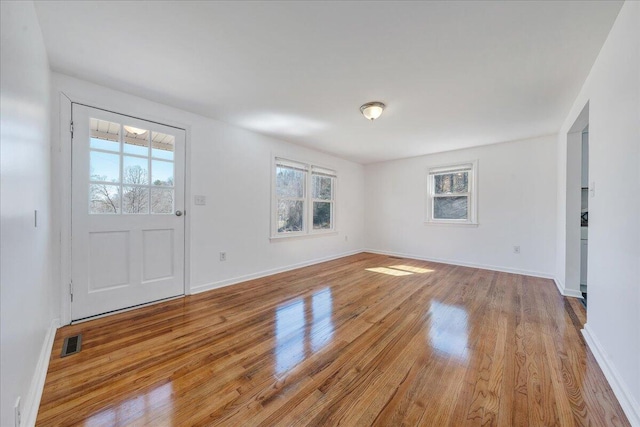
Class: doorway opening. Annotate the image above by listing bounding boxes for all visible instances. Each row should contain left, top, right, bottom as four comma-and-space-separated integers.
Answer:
564, 102, 589, 307
580, 126, 589, 307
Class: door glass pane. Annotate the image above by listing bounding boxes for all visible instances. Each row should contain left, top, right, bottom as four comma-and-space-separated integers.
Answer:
312, 175, 332, 200
122, 186, 149, 214
313, 201, 332, 229
434, 172, 468, 194
277, 200, 304, 233
276, 166, 305, 198
152, 160, 174, 186
90, 118, 120, 152
89, 184, 120, 214
123, 156, 149, 185
123, 126, 149, 156
151, 188, 174, 214
152, 132, 175, 161
434, 196, 468, 219
90, 151, 120, 182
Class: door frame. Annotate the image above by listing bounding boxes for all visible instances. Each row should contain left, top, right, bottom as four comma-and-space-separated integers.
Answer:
562, 101, 589, 299
57, 92, 193, 325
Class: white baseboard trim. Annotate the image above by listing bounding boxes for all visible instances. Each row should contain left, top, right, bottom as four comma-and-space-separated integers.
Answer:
190, 250, 363, 294
553, 277, 565, 296
582, 324, 640, 427
553, 277, 584, 298
363, 249, 554, 280
24, 318, 60, 427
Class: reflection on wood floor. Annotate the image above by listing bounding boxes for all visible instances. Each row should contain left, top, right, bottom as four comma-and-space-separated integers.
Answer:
37, 253, 629, 426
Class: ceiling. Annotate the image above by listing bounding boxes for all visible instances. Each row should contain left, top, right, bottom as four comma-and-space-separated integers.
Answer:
34, 1, 622, 164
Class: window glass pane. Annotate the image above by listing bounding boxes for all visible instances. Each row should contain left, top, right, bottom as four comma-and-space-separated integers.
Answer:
313, 202, 332, 229
312, 175, 332, 200
90, 138, 120, 152
123, 156, 149, 185
276, 167, 305, 198
122, 186, 149, 214
90, 118, 120, 152
151, 188, 174, 214
90, 151, 120, 182
152, 160, 174, 186
123, 126, 149, 156
277, 200, 304, 233
151, 132, 175, 161
434, 196, 468, 220
89, 184, 120, 214
434, 172, 468, 194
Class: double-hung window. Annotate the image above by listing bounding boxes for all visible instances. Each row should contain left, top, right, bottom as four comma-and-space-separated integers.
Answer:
272, 157, 336, 238
426, 161, 478, 225
311, 166, 336, 231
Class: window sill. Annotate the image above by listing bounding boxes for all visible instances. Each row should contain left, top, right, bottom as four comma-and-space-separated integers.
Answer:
270, 231, 339, 241
424, 221, 479, 228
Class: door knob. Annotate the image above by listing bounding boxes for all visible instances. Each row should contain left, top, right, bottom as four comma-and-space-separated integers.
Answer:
175, 210, 183, 216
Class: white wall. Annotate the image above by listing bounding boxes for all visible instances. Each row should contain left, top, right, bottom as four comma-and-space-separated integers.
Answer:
556, 2, 640, 424
51, 73, 365, 322
0, 2, 55, 426
364, 135, 557, 278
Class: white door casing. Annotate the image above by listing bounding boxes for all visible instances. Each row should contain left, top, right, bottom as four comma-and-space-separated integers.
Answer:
71, 104, 185, 320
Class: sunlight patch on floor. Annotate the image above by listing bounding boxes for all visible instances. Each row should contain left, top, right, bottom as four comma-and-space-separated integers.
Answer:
366, 264, 435, 276
389, 265, 434, 274
365, 267, 414, 276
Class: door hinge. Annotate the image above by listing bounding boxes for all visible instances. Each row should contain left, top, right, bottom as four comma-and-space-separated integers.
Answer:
70, 120, 74, 138
69, 281, 74, 302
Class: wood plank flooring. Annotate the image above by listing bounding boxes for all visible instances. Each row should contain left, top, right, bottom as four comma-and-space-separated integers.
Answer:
37, 253, 630, 426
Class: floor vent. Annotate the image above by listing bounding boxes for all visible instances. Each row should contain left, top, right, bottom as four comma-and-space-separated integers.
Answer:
61, 334, 82, 357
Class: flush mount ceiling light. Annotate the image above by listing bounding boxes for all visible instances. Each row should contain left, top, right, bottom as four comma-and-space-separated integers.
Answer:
124, 125, 147, 135
360, 102, 385, 121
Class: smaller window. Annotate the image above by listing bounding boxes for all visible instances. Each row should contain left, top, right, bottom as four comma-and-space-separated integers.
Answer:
426, 161, 478, 225
274, 159, 307, 235
311, 166, 336, 231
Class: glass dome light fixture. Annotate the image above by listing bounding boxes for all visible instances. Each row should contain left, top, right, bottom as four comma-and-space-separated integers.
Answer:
360, 102, 386, 121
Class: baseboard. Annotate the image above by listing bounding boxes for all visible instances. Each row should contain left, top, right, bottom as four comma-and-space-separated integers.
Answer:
553, 277, 565, 296
364, 249, 554, 280
23, 318, 60, 427
582, 324, 640, 427
553, 277, 584, 298
190, 250, 363, 294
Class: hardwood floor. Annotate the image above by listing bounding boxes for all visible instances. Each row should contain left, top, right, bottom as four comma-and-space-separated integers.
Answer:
37, 253, 629, 426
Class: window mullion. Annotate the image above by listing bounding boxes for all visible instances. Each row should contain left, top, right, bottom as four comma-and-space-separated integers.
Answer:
305, 170, 310, 233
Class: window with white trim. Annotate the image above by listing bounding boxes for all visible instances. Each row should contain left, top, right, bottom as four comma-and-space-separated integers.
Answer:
426, 161, 478, 225
272, 158, 336, 237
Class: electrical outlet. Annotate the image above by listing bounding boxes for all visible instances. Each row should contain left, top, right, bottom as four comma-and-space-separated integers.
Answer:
219, 252, 226, 262
14, 396, 21, 427
194, 195, 206, 206
344, 235, 348, 242
513, 246, 521, 254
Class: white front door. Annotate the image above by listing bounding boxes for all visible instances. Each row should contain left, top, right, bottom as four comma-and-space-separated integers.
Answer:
71, 104, 186, 320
